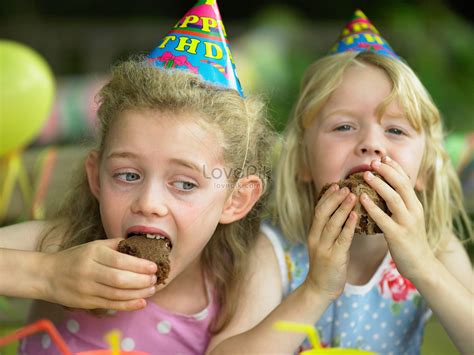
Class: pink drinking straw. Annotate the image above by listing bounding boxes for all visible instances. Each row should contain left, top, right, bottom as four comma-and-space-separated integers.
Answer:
0, 319, 72, 355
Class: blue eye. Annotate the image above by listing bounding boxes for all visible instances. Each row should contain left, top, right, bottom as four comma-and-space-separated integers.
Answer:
173, 181, 196, 191
387, 128, 405, 135
115, 172, 140, 182
335, 124, 353, 131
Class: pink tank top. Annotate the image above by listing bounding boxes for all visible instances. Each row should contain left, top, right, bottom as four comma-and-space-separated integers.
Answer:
19, 288, 220, 355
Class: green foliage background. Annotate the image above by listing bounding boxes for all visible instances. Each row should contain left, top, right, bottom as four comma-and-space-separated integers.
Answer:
236, 3, 474, 135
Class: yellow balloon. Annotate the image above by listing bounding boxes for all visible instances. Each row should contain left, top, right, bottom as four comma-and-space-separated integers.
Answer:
0, 40, 55, 156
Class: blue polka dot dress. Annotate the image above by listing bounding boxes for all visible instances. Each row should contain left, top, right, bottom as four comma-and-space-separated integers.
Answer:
262, 220, 431, 355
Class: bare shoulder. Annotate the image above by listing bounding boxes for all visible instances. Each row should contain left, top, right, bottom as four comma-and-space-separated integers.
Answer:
207, 232, 283, 350
250, 230, 279, 258
436, 232, 473, 291
246, 231, 283, 300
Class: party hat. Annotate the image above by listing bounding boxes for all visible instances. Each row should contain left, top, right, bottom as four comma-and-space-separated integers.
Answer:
149, 0, 244, 96
329, 9, 398, 60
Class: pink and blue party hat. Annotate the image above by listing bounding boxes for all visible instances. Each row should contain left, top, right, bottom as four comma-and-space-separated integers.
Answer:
148, 0, 244, 96
329, 9, 398, 60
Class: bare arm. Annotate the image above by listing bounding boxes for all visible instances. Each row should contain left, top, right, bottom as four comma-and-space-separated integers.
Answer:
0, 221, 51, 298
0, 248, 50, 298
412, 235, 473, 355
208, 185, 357, 354
0, 221, 157, 310
207, 233, 330, 354
360, 157, 474, 354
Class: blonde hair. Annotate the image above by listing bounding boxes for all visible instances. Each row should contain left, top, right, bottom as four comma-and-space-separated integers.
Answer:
275, 51, 472, 252
41, 57, 274, 332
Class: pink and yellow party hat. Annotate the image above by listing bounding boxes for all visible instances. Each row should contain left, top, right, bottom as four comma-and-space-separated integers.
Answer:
148, 0, 244, 96
329, 9, 398, 60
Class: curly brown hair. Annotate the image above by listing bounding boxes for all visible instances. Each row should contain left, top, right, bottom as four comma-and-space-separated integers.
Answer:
40, 56, 275, 332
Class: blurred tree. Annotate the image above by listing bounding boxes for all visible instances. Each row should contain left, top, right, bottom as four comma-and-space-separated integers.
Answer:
388, 2, 474, 132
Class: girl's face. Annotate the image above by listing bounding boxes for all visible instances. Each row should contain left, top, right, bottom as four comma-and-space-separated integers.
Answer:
90, 110, 233, 285
302, 63, 425, 195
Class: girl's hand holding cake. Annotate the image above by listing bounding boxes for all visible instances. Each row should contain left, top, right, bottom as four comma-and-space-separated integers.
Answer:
318, 172, 389, 236
305, 184, 358, 301
41, 238, 158, 311
360, 156, 434, 282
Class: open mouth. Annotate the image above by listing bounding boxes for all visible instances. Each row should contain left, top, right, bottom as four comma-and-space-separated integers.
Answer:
127, 233, 172, 250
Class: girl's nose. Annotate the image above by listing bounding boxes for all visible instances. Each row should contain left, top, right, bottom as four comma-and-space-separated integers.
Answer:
131, 183, 169, 217
357, 128, 386, 157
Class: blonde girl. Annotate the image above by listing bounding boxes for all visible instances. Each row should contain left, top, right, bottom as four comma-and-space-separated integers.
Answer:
210, 44, 473, 355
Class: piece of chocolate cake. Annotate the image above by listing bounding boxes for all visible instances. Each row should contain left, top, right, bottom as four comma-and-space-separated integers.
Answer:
118, 236, 171, 285
318, 172, 388, 235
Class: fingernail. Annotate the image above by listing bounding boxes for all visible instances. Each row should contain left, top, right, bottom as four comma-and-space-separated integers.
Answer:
366, 171, 374, 181
361, 193, 369, 202
151, 275, 157, 284
148, 263, 157, 272
372, 160, 381, 168
340, 187, 349, 194
148, 286, 156, 295
383, 156, 391, 162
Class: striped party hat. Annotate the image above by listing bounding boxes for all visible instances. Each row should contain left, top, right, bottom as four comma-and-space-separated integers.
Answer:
329, 9, 398, 60
148, 0, 244, 96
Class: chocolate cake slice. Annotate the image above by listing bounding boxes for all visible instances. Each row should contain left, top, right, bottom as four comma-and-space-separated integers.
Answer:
118, 235, 171, 285
318, 172, 388, 235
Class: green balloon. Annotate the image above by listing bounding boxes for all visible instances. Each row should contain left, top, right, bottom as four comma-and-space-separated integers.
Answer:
0, 40, 55, 156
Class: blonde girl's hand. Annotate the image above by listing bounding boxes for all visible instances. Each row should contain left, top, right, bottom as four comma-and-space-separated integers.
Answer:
305, 184, 358, 301
360, 156, 435, 282
40, 239, 158, 311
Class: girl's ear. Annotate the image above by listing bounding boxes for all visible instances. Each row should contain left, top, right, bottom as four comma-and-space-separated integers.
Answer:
219, 175, 263, 224
85, 150, 101, 200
